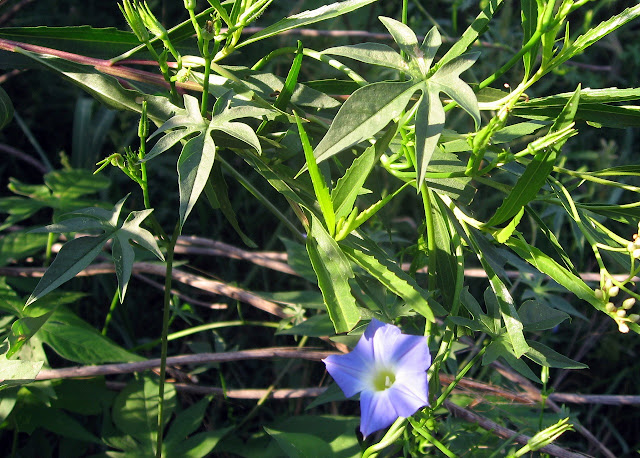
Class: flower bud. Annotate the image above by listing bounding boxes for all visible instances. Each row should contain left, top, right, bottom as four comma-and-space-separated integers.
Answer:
633, 248, 640, 259
628, 314, 640, 323
616, 309, 627, 318
627, 242, 635, 253
609, 286, 619, 297
605, 302, 616, 313
622, 298, 635, 310
604, 279, 613, 291
594, 289, 603, 300
120, 0, 150, 42
139, 1, 168, 39
619, 322, 630, 333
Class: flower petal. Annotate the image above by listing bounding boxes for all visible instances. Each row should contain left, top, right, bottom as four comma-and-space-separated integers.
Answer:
323, 351, 371, 397
359, 389, 398, 437
387, 374, 429, 417
391, 334, 431, 371
370, 320, 403, 366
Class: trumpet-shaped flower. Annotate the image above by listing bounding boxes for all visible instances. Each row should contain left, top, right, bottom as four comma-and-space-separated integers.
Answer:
323, 319, 431, 437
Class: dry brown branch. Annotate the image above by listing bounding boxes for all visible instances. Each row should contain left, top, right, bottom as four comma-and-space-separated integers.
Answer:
0, 262, 289, 318
106, 381, 326, 399
444, 400, 587, 458
35, 347, 337, 381
493, 361, 615, 458
175, 235, 296, 276
133, 273, 227, 309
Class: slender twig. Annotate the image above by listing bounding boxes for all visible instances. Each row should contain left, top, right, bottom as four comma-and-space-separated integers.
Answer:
0, 143, 48, 174
132, 273, 227, 309
0, 0, 35, 26
493, 361, 616, 458
106, 381, 327, 399
0, 261, 289, 318
35, 347, 337, 380
444, 400, 586, 458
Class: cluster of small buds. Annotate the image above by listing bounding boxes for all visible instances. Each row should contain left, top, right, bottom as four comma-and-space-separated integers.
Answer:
595, 279, 639, 333
626, 222, 640, 258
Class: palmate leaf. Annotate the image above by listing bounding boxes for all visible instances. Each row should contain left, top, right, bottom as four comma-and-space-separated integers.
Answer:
313, 18, 479, 191
322, 43, 408, 72
313, 80, 420, 165
27, 196, 163, 305
149, 93, 268, 229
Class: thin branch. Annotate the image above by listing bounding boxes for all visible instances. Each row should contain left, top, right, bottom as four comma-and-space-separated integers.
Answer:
493, 361, 616, 458
106, 381, 326, 399
0, 143, 48, 174
0, 261, 289, 318
0, 0, 35, 26
176, 235, 296, 276
444, 400, 587, 458
35, 347, 337, 380
133, 273, 227, 309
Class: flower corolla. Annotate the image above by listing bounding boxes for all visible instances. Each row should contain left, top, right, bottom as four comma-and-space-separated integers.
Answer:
323, 318, 431, 437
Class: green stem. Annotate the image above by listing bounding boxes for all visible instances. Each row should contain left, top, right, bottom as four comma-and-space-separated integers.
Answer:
131, 320, 281, 351
361, 418, 408, 458
218, 157, 305, 243
236, 335, 309, 429
155, 223, 181, 458
44, 232, 55, 266
409, 418, 456, 458
101, 289, 120, 336
420, 185, 437, 292
252, 47, 367, 85
433, 345, 486, 411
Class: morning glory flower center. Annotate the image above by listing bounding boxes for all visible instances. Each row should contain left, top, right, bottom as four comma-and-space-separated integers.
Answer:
372, 368, 396, 391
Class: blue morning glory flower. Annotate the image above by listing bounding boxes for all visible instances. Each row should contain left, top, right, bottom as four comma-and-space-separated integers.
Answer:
323, 318, 431, 437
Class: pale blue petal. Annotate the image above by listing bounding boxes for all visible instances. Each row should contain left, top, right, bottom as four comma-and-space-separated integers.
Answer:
359, 389, 398, 437
391, 334, 431, 371
387, 373, 429, 417
323, 351, 371, 397
370, 320, 402, 366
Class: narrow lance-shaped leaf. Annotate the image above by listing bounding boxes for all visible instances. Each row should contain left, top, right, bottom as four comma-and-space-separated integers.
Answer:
295, 112, 335, 234
306, 215, 360, 333
551, 4, 640, 69
341, 236, 445, 321
331, 123, 398, 222
437, 0, 504, 68
506, 236, 604, 312
14, 48, 176, 124
238, 0, 377, 48
204, 166, 257, 248
487, 85, 580, 227
468, 230, 529, 357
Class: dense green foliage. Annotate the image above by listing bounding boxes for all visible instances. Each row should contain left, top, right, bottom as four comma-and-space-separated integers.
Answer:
1, 0, 640, 456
